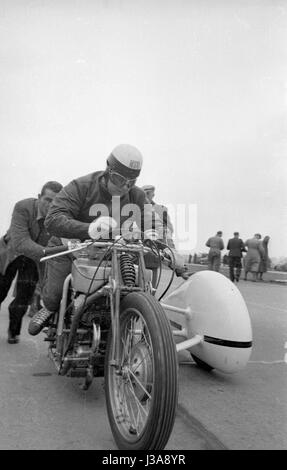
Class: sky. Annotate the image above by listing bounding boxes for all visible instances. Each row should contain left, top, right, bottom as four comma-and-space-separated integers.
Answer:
0, 0, 287, 258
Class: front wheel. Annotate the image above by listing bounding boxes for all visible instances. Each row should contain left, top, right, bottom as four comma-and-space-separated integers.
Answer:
105, 292, 178, 450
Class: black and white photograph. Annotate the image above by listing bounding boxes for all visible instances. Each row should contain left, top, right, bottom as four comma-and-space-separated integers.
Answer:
0, 0, 286, 453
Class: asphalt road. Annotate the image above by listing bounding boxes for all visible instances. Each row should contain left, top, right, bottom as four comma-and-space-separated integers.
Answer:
0, 272, 286, 450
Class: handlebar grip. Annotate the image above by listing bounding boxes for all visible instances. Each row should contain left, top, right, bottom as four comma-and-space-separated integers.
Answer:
44, 245, 66, 255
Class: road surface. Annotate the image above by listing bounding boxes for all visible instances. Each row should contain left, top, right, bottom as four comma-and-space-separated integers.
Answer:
0, 272, 286, 450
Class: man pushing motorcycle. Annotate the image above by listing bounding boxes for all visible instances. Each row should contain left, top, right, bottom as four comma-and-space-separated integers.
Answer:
28, 144, 186, 336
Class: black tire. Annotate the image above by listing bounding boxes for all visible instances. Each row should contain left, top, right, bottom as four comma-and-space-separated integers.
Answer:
105, 292, 178, 450
191, 353, 214, 372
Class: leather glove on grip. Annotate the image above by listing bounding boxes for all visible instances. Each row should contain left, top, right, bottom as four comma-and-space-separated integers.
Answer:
88, 216, 117, 240
144, 229, 160, 241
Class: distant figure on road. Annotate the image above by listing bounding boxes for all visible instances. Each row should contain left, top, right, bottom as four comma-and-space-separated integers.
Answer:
206, 231, 224, 272
258, 235, 270, 281
227, 232, 246, 282
222, 254, 229, 266
244, 233, 264, 282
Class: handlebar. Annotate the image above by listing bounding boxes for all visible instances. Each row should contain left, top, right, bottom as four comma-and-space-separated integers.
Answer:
44, 245, 72, 256
40, 237, 172, 264
40, 242, 91, 262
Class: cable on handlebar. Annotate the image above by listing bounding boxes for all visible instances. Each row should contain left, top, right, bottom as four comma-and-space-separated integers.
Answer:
143, 238, 162, 290
156, 243, 176, 301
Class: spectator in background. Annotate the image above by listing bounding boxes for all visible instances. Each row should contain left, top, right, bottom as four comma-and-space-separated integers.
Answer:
227, 232, 246, 282
141, 185, 175, 248
258, 235, 270, 281
141, 184, 190, 279
244, 233, 264, 282
206, 231, 224, 272
0, 181, 63, 343
222, 254, 229, 266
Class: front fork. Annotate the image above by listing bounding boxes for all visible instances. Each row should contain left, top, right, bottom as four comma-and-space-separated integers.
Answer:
108, 245, 151, 370
109, 247, 122, 369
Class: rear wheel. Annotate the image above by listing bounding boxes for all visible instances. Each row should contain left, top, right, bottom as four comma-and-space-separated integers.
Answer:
105, 292, 178, 450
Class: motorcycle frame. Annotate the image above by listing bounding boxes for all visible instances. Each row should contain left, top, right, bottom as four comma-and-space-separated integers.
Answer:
55, 240, 155, 372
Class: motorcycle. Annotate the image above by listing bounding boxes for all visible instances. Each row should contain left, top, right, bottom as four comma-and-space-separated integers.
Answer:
40, 234, 178, 450
39, 232, 253, 450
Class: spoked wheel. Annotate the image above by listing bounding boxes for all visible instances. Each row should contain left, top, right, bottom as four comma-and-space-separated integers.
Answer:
105, 292, 178, 450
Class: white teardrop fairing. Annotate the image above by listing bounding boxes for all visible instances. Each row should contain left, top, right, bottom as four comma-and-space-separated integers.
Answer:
163, 271, 252, 373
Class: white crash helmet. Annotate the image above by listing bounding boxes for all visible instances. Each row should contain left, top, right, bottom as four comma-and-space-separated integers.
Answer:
107, 144, 143, 179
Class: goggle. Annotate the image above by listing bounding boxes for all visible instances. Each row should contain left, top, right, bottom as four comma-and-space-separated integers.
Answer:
109, 170, 137, 188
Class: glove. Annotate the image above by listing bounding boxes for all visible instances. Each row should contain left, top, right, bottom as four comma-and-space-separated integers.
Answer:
88, 216, 117, 240
164, 248, 187, 276
144, 229, 159, 241
163, 247, 172, 261
67, 240, 81, 250
61, 238, 81, 250
121, 221, 141, 241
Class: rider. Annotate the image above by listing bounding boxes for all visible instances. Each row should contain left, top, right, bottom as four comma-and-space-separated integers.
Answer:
28, 144, 186, 336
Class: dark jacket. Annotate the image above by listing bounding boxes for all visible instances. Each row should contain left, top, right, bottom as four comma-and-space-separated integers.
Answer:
227, 237, 245, 258
152, 202, 174, 234
45, 171, 159, 240
206, 236, 224, 254
0, 198, 47, 275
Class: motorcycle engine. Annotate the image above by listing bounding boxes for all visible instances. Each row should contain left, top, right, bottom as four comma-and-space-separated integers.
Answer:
80, 300, 110, 330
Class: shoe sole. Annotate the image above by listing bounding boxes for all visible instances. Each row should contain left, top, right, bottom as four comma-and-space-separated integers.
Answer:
28, 320, 50, 336
28, 323, 42, 336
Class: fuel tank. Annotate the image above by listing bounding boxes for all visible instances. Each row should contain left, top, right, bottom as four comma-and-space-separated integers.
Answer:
71, 258, 153, 294
162, 271, 252, 373
71, 258, 111, 294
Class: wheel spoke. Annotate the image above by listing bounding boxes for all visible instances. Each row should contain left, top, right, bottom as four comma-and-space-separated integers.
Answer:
116, 373, 148, 435
126, 377, 149, 429
120, 328, 132, 366
130, 343, 153, 376
126, 367, 152, 400
125, 381, 145, 432
120, 316, 143, 366
113, 314, 154, 435
119, 378, 137, 428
